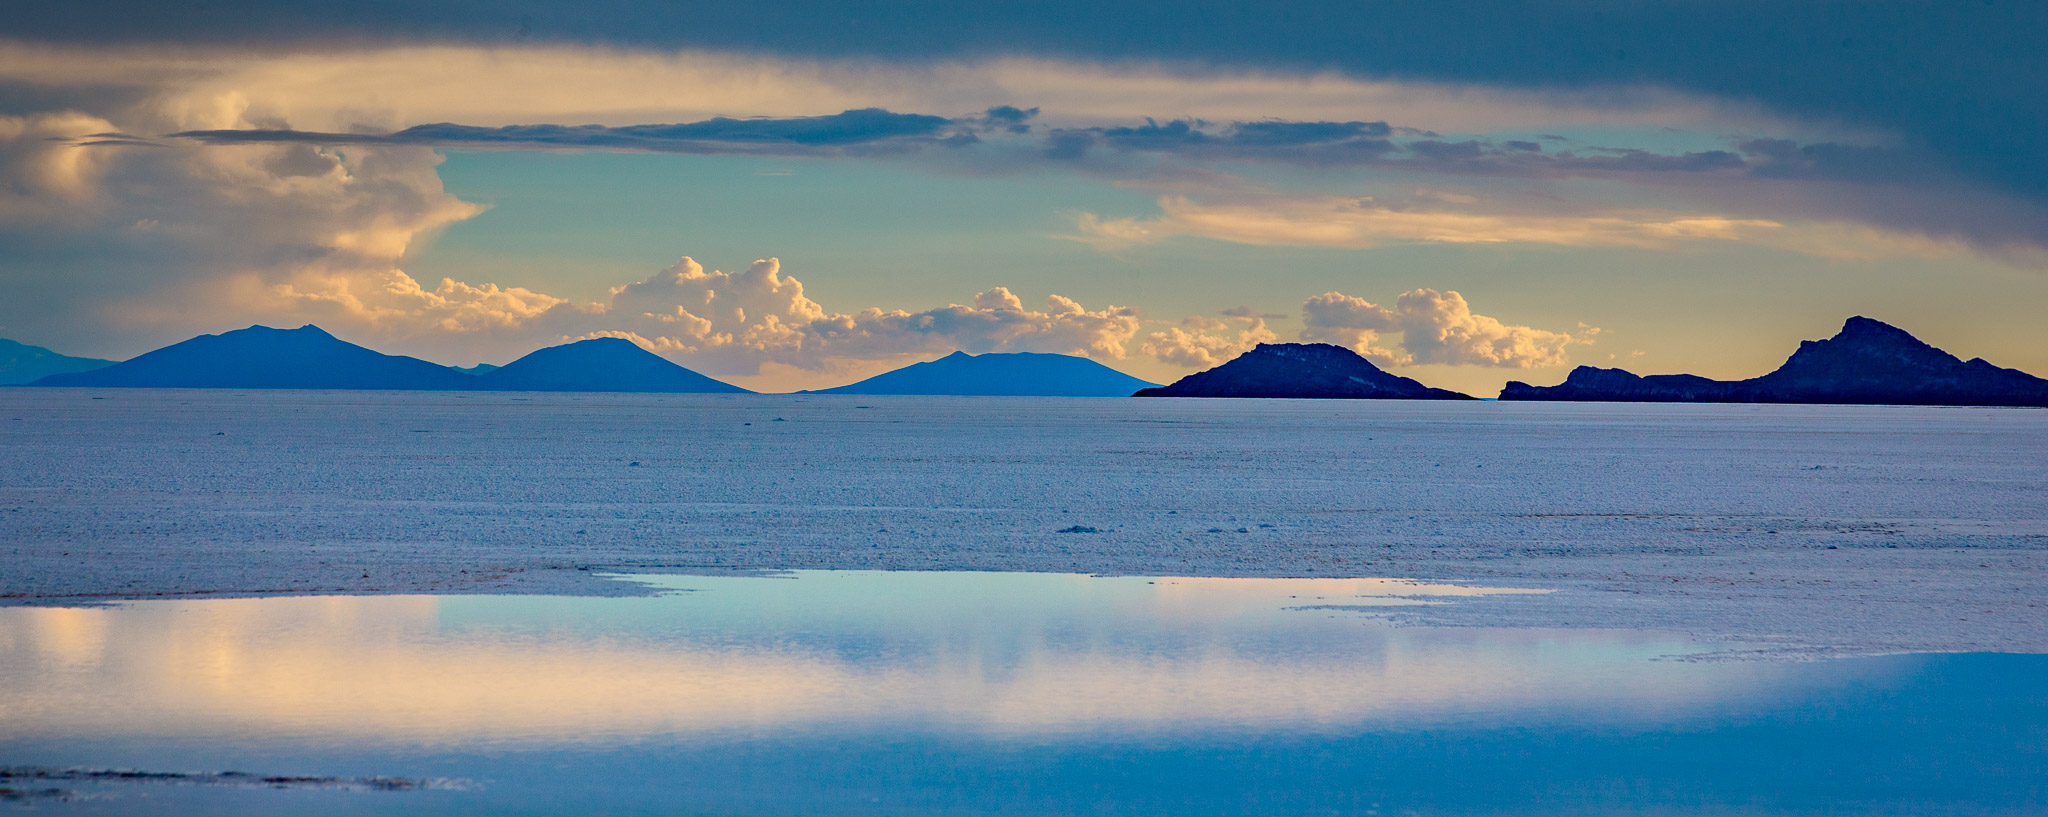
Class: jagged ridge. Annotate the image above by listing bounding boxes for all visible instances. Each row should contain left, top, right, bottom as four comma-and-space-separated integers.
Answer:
1501, 317, 2048, 406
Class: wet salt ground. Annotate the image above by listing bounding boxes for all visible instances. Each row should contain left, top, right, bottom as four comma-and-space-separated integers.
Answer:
2, 572, 2045, 816
2, 389, 2045, 657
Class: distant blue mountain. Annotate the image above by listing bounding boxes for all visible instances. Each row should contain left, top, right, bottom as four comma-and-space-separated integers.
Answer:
0, 339, 115, 385
1136, 343, 1473, 399
1501, 317, 2048, 407
26, 325, 480, 390
802, 350, 1159, 396
454, 363, 500, 375
476, 337, 750, 393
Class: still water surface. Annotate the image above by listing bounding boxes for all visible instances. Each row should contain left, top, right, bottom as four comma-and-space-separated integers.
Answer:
2, 571, 2042, 815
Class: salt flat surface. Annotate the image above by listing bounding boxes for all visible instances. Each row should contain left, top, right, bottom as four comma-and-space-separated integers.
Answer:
2, 389, 2044, 657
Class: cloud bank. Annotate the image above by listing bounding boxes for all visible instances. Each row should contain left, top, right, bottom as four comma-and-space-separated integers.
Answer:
1299, 289, 1586, 368
562, 258, 1142, 373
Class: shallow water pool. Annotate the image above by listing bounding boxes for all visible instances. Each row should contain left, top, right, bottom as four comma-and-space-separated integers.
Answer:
2, 571, 2042, 815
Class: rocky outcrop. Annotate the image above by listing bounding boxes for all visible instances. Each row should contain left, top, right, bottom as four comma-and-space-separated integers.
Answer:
1135, 343, 1473, 399
1501, 317, 2048, 407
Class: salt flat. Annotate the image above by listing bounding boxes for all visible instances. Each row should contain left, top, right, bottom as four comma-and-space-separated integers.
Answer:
1, 389, 2043, 658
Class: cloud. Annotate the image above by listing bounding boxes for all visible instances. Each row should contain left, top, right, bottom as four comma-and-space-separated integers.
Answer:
524, 258, 1143, 375
1299, 292, 1399, 364
0, 102, 509, 347
1140, 309, 1277, 368
1050, 118, 1396, 165
1302, 289, 1584, 368
1075, 193, 1782, 251
174, 108, 968, 157
0, 103, 1139, 374
8, 40, 2041, 258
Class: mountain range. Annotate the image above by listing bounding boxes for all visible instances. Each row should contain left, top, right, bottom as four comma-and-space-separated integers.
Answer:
1500, 317, 2048, 407
803, 350, 1158, 396
8, 325, 1144, 396
1135, 343, 1474, 399
9, 317, 2045, 404
0, 339, 115, 385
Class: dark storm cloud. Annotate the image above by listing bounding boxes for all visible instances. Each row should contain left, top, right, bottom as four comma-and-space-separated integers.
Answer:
173, 108, 962, 155
161, 110, 1932, 192
1048, 118, 1397, 164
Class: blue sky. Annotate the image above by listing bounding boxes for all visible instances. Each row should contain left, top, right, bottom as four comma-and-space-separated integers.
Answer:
1, 1, 2043, 391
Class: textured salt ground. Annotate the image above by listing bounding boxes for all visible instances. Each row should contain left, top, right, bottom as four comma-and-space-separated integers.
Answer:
1, 390, 2043, 659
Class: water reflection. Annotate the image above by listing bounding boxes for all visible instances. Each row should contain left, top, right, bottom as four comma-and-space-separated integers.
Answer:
2, 572, 2044, 816
1, 572, 1743, 745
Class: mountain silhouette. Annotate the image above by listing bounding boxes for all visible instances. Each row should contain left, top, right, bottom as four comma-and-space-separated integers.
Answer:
803, 350, 1158, 396
26, 325, 481, 390
1135, 343, 1474, 399
1501, 317, 2048, 406
476, 337, 750, 393
0, 339, 115, 385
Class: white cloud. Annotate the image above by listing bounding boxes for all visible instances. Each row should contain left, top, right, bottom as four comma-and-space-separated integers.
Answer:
542, 258, 1142, 375
1141, 309, 1278, 368
1298, 292, 1400, 364
1301, 289, 1586, 368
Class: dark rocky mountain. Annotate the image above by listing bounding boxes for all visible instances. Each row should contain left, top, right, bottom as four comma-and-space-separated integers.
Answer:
1134, 342, 1473, 399
803, 350, 1158, 397
476, 337, 750, 393
0, 339, 115, 385
26, 325, 481, 390
1501, 317, 2048, 406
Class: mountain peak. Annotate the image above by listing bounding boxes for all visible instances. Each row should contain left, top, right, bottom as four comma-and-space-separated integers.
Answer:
0, 338, 117, 385
476, 337, 749, 393
804, 350, 1157, 396
27, 324, 476, 390
1834, 316, 1922, 345
1137, 342, 1471, 400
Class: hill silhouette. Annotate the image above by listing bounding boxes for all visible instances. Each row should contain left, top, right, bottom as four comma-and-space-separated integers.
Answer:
803, 351, 1157, 396
1501, 317, 2048, 406
0, 339, 115, 385
27, 325, 481, 390
476, 337, 750, 393
1135, 343, 1473, 399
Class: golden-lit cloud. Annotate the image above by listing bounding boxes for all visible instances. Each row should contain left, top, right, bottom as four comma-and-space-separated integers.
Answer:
0, 42, 1787, 136
1140, 308, 1279, 369
1076, 194, 1784, 251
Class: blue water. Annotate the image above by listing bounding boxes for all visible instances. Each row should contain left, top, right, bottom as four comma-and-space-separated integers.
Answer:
2, 571, 2042, 815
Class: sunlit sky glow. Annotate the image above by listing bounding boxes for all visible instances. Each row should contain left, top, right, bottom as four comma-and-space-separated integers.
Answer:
1, 2, 2042, 392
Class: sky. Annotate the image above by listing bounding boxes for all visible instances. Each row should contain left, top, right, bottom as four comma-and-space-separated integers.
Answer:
1, 1, 2043, 393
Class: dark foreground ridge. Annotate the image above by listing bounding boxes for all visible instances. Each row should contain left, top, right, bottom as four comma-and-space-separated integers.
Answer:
26, 325, 479, 390
477, 337, 749, 393
804, 350, 1158, 396
0, 339, 115, 385
1135, 342, 1474, 399
1501, 316, 2048, 407
0, 766, 465, 803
